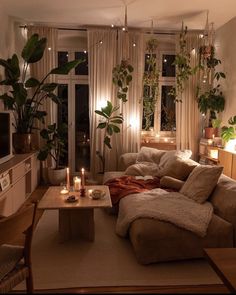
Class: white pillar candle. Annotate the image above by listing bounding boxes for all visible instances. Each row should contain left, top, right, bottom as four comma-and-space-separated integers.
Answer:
81, 168, 85, 189
66, 167, 70, 191
88, 189, 93, 197
73, 177, 81, 191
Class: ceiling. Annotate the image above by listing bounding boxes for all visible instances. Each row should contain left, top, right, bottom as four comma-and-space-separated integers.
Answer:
1, 0, 236, 31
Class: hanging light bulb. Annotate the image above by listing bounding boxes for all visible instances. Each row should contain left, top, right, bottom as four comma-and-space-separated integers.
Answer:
122, 5, 128, 32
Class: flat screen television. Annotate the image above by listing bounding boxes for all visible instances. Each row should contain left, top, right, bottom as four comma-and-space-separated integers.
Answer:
0, 111, 13, 165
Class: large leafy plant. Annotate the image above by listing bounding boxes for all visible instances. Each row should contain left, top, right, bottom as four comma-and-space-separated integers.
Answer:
0, 33, 81, 134
95, 101, 124, 173
221, 116, 236, 143
37, 123, 68, 169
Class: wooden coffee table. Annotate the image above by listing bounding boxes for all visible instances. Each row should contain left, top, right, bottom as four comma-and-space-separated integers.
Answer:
204, 248, 236, 293
38, 185, 112, 242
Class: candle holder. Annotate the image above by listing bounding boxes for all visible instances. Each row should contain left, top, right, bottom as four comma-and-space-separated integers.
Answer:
80, 188, 86, 197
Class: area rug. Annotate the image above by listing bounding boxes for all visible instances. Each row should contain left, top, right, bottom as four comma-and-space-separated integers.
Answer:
16, 209, 222, 290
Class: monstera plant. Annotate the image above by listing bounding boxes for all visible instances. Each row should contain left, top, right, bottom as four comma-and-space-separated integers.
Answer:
0, 33, 81, 153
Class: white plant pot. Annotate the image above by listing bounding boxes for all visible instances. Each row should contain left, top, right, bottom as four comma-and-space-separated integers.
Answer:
48, 167, 67, 185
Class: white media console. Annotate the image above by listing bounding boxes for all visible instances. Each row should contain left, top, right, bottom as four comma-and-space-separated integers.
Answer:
0, 152, 40, 216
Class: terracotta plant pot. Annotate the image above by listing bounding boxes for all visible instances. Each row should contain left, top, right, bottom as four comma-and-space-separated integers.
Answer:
204, 127, 217, 139
12, 133, 37, 154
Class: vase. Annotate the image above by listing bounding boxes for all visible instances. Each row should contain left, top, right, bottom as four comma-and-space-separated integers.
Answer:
204, 127, 217, 139
12, 133, 37, 154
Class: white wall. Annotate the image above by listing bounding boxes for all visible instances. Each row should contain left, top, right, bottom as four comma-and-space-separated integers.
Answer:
215, 16, 236, 126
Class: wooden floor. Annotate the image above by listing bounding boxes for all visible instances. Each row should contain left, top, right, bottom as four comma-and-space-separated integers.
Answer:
14, 186, 229, 294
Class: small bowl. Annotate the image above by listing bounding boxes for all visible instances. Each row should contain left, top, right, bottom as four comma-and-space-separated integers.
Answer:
91, 189, 104, 199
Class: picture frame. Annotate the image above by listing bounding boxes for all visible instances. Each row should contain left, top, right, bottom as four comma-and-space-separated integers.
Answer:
0, 174, 10, 191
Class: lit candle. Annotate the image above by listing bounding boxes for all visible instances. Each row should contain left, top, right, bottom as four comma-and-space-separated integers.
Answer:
66, 167, 70, 191
60, 188, 69, 195
73, 176, 81, 191
88, 189, 93, 197
81, 168, 85, 189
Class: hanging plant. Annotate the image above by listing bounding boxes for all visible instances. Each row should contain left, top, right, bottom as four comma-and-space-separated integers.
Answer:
169, 24, 198, 102
142, 38, 159, 131
112, 59, 134, 102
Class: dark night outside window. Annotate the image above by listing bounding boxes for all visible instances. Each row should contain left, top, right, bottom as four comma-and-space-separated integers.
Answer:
162, 54, 175, 77
75, 52, 88, 75
161, 85, 176, 131
58, 51, 68, 67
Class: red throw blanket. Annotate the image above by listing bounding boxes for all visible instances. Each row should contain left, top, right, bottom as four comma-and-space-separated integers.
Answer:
105, 175, 176, 206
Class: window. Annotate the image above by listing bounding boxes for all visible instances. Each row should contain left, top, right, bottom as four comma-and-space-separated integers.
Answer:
57, 30, 89, 174
142, 36, 176, 137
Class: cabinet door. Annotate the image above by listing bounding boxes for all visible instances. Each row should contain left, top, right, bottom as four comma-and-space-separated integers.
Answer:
232, 154, 236, 181
218, 149, 233, 177
12, 177, 26, 212
0, 189, 13, 217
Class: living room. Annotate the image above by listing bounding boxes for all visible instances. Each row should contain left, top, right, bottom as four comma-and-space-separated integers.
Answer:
0, 0, 236, 294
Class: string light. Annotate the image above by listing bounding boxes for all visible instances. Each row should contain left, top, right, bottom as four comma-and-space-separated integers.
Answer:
132, 42, 136, 47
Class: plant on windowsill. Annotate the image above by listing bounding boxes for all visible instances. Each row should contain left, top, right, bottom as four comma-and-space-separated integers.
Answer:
37, 122, 68, 185
95, 101, 124, 174
0, 33, 81, 153
142, 38, 159, 131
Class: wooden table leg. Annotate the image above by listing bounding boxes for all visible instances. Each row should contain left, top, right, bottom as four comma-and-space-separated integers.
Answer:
59, 208, 95, 242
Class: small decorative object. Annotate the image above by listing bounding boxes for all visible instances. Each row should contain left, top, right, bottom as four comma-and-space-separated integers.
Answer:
91, 189, 105, 200
60, 187, 69, 195
88, 189, 93, 197
66, 167, 70, 191
73, 176, 81, 192
0, 174, 10, 191
66, 195, 78, 203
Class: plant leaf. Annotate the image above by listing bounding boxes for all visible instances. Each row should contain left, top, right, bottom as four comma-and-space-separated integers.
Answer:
22, 34, 47, 63
97, 122, 106, 129
104, 136, 112, 149
25, 77, 40, 88
41, 83, 58, 92
50, 60, 82, 75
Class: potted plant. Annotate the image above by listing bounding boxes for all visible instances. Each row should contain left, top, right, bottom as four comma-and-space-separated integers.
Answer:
37, 122, 68, 185
95, 101, 124, 174
221, 116, 236, 151
0, 33, 81, 153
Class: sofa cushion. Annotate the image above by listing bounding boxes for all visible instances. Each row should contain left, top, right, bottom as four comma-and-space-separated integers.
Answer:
156, 157, 198, 180
160, 176, 185, 190
124, 162, 158, 176
180, 165, 223, 204
136, 147, 166, 165
129, 214, 233, 264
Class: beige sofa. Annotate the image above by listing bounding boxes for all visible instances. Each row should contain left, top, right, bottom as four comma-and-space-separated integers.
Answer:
104, 151, 236, 265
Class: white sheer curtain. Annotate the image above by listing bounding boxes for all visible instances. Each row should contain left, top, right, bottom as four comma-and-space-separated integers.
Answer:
27, 26, 58, 171
27, 26, 58, 140
176, 33, 202, 160
117, 31, 144, 155
88, 29, 117, 177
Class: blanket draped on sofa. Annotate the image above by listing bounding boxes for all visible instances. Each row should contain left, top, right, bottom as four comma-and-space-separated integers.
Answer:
105, 175, 176, 205
116, 189, 213, 237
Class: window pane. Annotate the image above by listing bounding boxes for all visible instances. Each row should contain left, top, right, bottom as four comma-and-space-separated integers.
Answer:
75, 52, 88, 75
142, 86, 155, 130
162, 54, 175, 77
58, 51, 68, 67
75, 84, 90, 171
57, 84, 68, 166
161, 85, 176, 131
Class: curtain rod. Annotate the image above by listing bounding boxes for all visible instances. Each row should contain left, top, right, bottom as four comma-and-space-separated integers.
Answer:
19, 25, 203, 35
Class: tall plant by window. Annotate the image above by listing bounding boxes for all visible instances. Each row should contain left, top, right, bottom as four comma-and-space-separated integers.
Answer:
142, 38, 159, 130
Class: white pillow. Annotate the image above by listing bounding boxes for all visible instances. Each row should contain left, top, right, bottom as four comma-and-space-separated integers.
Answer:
136, 147, 166, 165
180, 165, 223, 203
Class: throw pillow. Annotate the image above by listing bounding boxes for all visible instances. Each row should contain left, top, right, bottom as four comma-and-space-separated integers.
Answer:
124, 161, 158, 176
160, 176, 185, 190
156, 157, 198, 180
136, 147, 166, 165
158, 149, 192, 168
180, 165, 224, 203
